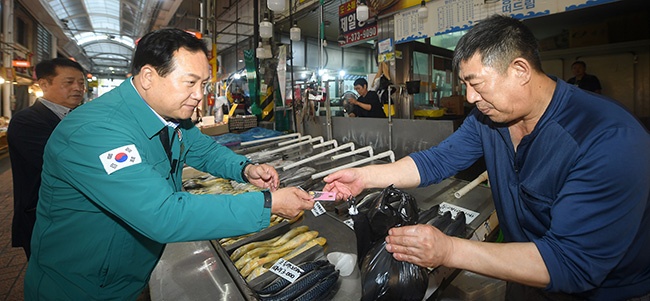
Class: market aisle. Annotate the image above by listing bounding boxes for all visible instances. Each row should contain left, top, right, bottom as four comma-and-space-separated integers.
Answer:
0, 153, 25, 301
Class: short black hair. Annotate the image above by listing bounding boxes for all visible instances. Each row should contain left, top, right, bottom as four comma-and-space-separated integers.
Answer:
572, 61, 586, 68
131, 28, 208, 77
354, 78, 368, 87
35, 58, 84, 81
453, 14, 542, 76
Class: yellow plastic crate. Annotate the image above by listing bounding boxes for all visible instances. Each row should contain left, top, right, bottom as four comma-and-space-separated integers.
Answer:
383, 104, 396, 117
414, 108, 446, 118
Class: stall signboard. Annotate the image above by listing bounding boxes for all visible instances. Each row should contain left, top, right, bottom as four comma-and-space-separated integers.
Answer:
377, 38, 393, 54
394, 6, 428, 44
372, 0, 422, 18
338, 0, 378, 47
12, 55, 33, 79
427, 0, 619, 36
12, 60, 30, 68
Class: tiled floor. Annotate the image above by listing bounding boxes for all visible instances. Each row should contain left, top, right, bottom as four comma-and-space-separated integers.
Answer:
0, 153, 26, 301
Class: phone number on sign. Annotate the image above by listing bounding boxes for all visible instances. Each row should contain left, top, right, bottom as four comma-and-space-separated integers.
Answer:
344, 26, 377, 43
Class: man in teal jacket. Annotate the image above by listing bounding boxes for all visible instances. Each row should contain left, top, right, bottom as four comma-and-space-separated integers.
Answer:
25, 28, 314, 300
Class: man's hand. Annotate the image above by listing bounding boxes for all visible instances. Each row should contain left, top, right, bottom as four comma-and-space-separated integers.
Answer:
385, 224, 551, 288
322, 168, 367, 200
385, 224, 453, 269
324, 157, 421, 200
245, 163, 279, 191
270, 187, 314, 219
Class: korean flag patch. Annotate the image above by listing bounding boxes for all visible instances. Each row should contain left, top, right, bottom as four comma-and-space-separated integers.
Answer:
99, 144, 142, 175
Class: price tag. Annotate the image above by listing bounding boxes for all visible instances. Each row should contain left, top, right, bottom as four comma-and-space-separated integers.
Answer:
311, 201, 326, 217
439, 202, 479, 224
269, 258, 304, 283
343, 218, 355, 230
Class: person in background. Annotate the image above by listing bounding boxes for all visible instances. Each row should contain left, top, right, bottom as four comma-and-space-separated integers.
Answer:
7, 58, 86, 259
349, 78, 386, 118
25, 28, 314, 300
567, 60, 602, 94
324, 14, 650, 300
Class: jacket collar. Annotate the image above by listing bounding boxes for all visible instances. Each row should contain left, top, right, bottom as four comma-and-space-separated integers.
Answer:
118, 78, 167, 139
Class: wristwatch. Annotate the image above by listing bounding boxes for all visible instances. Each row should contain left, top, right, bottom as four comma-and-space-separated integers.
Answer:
262, 190, 272, 209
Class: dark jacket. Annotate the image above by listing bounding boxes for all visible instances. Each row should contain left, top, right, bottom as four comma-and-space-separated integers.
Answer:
353, 91, 386, 118
567, 74, 602, 93
8, 99, 61, 256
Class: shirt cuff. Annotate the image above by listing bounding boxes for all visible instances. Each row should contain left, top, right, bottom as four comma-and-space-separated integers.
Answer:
241, 162, 256, 183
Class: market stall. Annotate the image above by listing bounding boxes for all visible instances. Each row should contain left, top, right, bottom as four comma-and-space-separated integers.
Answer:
149, 134, 498, 300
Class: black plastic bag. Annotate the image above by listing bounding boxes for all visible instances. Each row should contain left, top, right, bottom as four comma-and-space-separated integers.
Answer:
365, 185, 419, 244
352, 185, 419, 265
417, 204, 440, 224
443, 211, 467, 238
350, 185, 428, 301
376, 75, 396, 104
377, 74, 391, 91
360, 241, 428, 301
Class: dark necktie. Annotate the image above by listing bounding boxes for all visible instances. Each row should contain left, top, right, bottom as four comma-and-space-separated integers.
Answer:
159, 126, 178, 174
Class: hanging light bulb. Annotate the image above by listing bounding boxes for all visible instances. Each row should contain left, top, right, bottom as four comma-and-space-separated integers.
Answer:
267, 0, 286, 12
290, 21, 301, 41
356, 1, 369, 22
256, 42, 273, 59
256, 42, 265, 59
418, 0, 428, 20
260, 17, 273, 39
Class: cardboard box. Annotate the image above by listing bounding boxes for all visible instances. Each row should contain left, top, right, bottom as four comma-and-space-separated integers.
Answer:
200, 123, 229, 136
569, 22, 608, 48
440, 95, 466, 116
229, 115, 257, 131
607, 11, 650, 43
538, 36, 558, 51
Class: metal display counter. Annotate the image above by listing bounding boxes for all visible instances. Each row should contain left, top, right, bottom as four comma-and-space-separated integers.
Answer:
149, 241, 246, 301
149, 176, 495, 300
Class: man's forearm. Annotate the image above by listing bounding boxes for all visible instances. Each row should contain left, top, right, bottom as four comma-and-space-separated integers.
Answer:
358, 102, 371, 111
361, 157, 421, 189
446, 238, 550, 288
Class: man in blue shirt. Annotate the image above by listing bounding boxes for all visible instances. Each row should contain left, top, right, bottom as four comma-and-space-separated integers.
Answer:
324, 15, 650, 300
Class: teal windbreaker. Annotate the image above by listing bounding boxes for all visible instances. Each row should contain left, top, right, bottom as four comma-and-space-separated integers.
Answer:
25, 79, 271, 300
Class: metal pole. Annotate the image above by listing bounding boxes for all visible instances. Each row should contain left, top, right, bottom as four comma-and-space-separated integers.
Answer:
2, 0, 14, 118
199, 0, 206, 34
318, 0, 322, 72
289, 0, 298, 133
325, 81, 332, 140
253, 0, 260, 106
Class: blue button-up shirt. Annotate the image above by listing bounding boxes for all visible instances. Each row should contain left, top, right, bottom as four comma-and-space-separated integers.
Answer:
410, 78, 650, 300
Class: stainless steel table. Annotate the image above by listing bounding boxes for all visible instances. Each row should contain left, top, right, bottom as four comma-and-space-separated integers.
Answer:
149, 177, 495, 301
